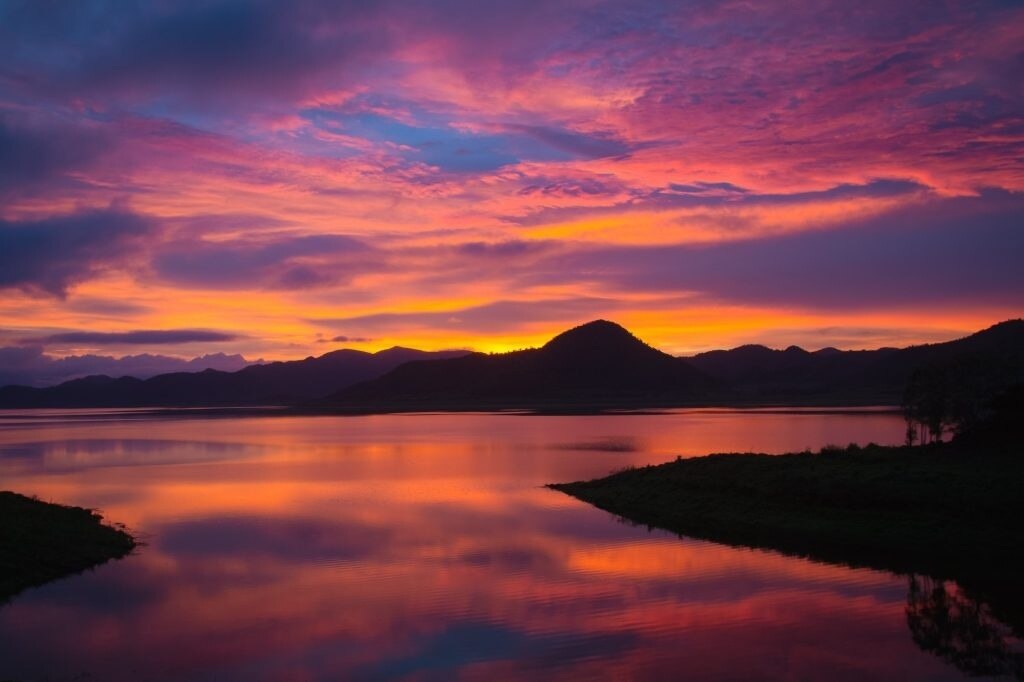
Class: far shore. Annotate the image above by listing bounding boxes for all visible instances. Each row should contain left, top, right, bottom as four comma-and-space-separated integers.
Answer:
0, 492, 136, 602
0, 402, 904, 420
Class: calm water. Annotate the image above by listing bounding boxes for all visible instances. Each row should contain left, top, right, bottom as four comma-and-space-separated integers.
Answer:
0, 409, 1015, 681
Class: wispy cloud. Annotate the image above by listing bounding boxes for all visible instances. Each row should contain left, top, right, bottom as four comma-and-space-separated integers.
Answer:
32, 329, 239, 345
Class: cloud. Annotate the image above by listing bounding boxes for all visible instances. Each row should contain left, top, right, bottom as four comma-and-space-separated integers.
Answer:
0, 0, 1021, 356
503, 179, 929, 227
0, 2, 393, 109
0, 114, 110, 197
0, 207, 153, 297
500, 123, 631, 159
32, 329, 239, 345
524, 190, 1024, 308
324, 335, 373, 343
454, 240, 550, 258
517, 176, 626, 198
151, 233, 375, 290
318, 297, 622, 335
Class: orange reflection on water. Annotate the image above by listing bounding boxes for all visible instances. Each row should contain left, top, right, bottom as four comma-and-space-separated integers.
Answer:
0, 410, 981, 681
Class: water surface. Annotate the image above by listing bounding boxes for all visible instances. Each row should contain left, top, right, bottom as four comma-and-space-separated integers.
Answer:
0, 409, 1015, 680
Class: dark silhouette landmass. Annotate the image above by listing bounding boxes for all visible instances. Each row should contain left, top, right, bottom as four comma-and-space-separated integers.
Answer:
324, 320, 717, 410
1, 319, 1021, 410
0, 347, 468, 408
550, 383, 1024, 679
550, 440, 1024, 584
324, 319, 1024, 411
552, 442, 1024, 651
0, 491, 136, 603
686, 317, 1024, 404
551, 437, 1024, 679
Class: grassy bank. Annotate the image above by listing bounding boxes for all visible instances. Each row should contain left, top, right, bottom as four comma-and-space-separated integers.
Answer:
550, 441, 1024, 606
0, 491, 136, 602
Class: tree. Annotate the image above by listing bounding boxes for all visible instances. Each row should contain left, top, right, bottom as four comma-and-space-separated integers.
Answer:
903, 354, 1023, 446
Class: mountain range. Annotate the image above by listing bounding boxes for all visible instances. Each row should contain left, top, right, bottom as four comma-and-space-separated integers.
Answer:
326, 320, 715, 409
0, 319, 1021, 410
0, 347, 467, 408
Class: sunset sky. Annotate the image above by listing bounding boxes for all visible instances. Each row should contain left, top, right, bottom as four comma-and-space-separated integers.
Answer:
1, 0, 1022, 378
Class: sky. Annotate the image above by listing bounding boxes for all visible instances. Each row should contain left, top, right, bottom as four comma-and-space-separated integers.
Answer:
1, 0, 1022, 382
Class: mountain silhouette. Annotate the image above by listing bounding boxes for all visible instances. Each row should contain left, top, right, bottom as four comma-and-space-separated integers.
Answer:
0, 346, 468, 408
324, 320, 716, 409
326, 319, 1024, 410
687, 319, 1024, 403
1, 319, 1021, 410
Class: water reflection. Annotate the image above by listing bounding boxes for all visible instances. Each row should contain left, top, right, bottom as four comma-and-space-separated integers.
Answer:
0, 438, 259, 473
907, 576, 1024, 680
1, 409, 998, 681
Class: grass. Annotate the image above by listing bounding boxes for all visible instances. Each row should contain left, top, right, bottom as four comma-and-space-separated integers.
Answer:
0, 491, 136, 602
550, 441, 1024, 630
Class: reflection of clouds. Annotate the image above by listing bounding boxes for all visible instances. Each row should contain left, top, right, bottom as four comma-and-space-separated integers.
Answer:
0, 487, 927, 679
550, 437, 639, 452
0, 439, 260, 474
158, 515, 395, 563
0, 412, 967, 680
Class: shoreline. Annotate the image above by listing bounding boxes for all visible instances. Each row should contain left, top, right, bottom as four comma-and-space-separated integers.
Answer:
0, 403, 904, 422
549, 440, 1024, 631
0, 492, 137, 603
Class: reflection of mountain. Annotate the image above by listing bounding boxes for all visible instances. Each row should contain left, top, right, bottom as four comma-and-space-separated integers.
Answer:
907, 575, 1024, 680
0, 347, 468, 408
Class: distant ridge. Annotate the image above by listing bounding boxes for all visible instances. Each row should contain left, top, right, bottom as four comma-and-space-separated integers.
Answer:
325, 320, 717, 410
1, 319, 1022, 410
686, 319, 1024, 403
0, 346, 468, 408
325, 319, 1024, 411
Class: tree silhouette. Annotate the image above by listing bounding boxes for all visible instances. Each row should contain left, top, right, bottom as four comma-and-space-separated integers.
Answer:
906, 575, 1024, 679
903, 354, 1022, 446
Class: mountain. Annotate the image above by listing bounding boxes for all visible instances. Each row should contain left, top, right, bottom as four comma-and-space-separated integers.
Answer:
687, 319, 1024, 403
326, 319, 1024, 411
324, 320, 717, 410
3, 319, 1021, 411
0, 348, 258, 388
0, 347, 468, 408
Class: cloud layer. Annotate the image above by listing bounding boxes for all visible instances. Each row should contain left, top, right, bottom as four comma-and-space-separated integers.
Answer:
1, 0, 1021, 359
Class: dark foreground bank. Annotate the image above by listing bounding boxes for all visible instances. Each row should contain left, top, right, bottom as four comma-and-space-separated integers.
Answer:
0, 491, 136, 602
551, 441, 1024, 613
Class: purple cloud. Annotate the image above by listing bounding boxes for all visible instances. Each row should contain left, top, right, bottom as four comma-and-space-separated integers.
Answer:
504, 179, 929, 227
325, 335, 374, 343
523, 190, 1024, 308
0, 114, 111, 197
152, 233, 375, 290
0, 2, 393, 109
0, 207, 153, 297
318, 297, 622, 335
33, 329, 239, 345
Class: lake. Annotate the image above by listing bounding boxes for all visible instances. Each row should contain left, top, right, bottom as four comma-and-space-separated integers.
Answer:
0, 408, 1015, 680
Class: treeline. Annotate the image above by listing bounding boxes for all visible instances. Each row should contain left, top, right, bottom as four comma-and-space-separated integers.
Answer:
902, 352, 1023, 445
